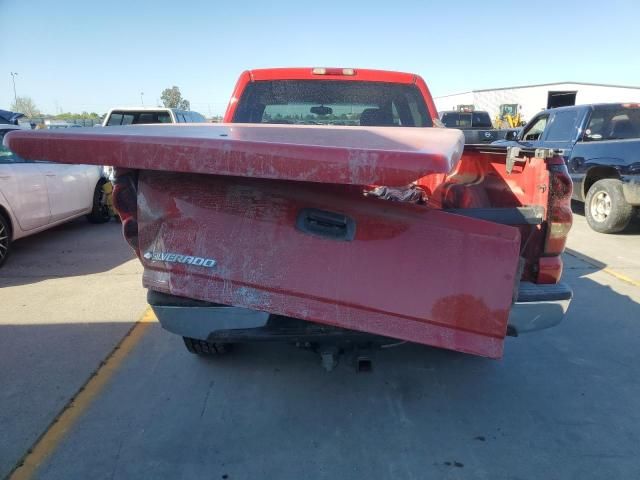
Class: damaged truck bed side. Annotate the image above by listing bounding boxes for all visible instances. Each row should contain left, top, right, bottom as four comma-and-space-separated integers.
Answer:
5, 68, 573, 359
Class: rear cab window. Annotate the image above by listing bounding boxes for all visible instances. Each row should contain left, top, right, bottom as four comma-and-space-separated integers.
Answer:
472, 112, 493, 128
441, 112, 472, 128
106, 110, 175, 125
440, 111, 492, 128
233, 80, 432, 127
583, 104, 640, 141
106, 113, 124, 126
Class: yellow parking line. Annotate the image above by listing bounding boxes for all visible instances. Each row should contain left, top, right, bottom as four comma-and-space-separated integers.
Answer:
600, 268, 640, 288
566, 251, 640, 288
9, 307, 157, 480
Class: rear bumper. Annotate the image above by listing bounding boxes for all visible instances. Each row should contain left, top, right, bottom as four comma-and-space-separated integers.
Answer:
147, 291, 270, 341
507, 281, 572, 335
149, 281, 572, 343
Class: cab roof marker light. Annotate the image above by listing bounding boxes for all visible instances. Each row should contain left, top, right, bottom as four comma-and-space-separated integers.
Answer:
312, 67, 356, 76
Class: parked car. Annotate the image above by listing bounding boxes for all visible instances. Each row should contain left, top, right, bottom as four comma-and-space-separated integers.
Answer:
494, 103, 640, 233
0, 125, 110, 267
0, 109, 24, 125
439, 109, 513, 144
6, 67, 573, 363
102, 107, 207, 126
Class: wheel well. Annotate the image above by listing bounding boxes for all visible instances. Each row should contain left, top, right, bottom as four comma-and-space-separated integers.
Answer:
583, 166, 620, 198
0, 205, 12, 240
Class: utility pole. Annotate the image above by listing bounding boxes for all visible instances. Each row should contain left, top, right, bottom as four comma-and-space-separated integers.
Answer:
10, 72, 18, 106
140, 91, 144, 106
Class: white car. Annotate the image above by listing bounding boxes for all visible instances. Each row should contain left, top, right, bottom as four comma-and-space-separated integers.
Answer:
0, 125, 110, 267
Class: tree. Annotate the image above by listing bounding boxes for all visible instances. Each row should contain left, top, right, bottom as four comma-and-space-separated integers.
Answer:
160, 86, 190, 109
10, 96, 40, 118
53, 111, 101, 120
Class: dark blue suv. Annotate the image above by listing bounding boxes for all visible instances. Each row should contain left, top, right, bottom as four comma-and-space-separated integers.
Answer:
495, 103, 640, 233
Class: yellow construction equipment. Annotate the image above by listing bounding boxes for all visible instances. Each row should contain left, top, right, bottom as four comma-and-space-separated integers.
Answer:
494, 104, 525, 129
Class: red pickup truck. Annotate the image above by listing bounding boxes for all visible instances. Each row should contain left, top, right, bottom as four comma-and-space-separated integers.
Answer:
5, 67, 573, 362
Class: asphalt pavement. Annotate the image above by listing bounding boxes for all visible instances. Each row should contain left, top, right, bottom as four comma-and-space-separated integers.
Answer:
1, 207, 639, 480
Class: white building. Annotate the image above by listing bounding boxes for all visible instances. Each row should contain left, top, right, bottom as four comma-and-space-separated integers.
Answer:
434, 82, 640, 124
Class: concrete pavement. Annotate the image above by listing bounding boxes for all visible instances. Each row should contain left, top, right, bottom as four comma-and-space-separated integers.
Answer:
30, 265, 640, 479
566, 202, 640, 284
0, 219, 147, 480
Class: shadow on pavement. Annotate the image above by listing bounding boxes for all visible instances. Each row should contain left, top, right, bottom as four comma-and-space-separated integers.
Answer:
0, 218, 137, 287
565, 247, 607, 269
0, 320, 135, 480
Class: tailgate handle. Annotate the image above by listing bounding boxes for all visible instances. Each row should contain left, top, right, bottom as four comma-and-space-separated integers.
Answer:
296, 208, 356, 241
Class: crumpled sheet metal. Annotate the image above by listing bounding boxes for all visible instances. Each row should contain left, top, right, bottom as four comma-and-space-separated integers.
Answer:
364, 184, 427, 203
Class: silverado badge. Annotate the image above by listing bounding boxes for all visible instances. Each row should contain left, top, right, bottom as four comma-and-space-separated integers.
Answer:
143, 251, 217, 268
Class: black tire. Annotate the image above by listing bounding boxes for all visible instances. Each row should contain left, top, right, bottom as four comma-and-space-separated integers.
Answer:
86, 179, 112, 224
585, 179, 634, 233
0, 213, 11, 268
182, 337, 231, 356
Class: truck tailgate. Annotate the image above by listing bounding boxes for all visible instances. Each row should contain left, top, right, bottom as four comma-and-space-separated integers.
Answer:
5, 124, 521, 358
5, 123, 464, 186
139, 172, 520, 358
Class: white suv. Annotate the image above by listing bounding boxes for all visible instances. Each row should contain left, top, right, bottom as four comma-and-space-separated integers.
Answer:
102, 107, 207, 126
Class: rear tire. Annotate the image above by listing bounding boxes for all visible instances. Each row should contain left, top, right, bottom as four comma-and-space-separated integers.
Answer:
86, 179, 112, 224
585, 179, 633, 233
182, 337, 232, 356
0, 213, 11, 268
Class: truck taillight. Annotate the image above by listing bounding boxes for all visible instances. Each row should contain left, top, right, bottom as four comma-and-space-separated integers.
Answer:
112, 169, 139, 256
539, 163, 573, 283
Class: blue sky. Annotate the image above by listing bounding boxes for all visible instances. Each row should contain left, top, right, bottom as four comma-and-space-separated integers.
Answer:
1, 0, 638, 116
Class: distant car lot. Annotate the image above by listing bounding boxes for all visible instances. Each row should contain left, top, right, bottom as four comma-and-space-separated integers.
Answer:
1, 209, 639, 479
